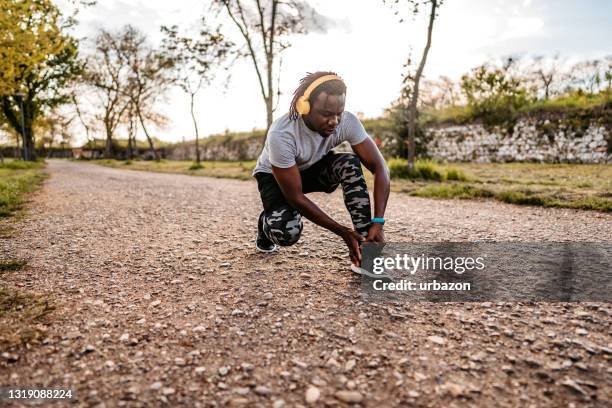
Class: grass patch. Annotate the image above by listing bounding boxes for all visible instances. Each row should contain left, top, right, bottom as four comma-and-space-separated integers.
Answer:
0, 160, 47, 219
410, 184, 494, 199
0, 259, 27, 273
0, 287, 54, 351
92, 159, 256, 181
388, 158, 467, 182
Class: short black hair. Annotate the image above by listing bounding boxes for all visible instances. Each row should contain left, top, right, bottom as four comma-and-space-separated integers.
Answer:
289, 71, 346, 120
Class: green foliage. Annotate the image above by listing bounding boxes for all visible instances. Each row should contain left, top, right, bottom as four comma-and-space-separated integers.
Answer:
460, 63, 532, 125
0, 161, 46, 217
388, 158, 466, 181
0, 259, 26, 273
0, 0, 82, 160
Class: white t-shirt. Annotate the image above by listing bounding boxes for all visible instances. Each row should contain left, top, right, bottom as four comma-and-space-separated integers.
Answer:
252, 111, 369, 175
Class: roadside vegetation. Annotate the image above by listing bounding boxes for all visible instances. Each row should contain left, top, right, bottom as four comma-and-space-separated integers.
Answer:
0, 159, 52, 351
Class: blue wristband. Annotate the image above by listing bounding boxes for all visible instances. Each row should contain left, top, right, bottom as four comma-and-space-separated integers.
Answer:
371, 218, 385, 224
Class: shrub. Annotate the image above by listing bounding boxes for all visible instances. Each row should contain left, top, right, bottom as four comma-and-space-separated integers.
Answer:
189, 162, 204, 170
388, 158, 465, 182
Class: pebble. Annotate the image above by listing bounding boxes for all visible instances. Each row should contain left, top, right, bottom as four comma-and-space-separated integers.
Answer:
305, 386, 320, 404
218, 366, 230, 376
150, 382, 163, 390
254, 386, 272, 396
335, 390, 363, 403
428, 335, 446, 345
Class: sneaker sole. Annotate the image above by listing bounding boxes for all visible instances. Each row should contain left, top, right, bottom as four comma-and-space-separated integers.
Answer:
256, 243, 278, 253
350, 264, 393, 281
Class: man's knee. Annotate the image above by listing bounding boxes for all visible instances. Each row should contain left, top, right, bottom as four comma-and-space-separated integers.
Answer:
264, 207, 303, 246
332, 154, 365, 183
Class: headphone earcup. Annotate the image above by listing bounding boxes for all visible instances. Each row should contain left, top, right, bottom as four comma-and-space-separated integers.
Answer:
296, 96, 310, 115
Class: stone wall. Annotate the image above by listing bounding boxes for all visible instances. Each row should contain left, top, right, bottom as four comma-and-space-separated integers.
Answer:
166, 136, 264, 161
426, 117, 611, 163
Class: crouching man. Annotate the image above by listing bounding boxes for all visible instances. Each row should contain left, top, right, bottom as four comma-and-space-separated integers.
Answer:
252, 71, 390, 271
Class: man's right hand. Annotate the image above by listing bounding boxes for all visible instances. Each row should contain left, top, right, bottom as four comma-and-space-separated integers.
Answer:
340, 227, 365, 266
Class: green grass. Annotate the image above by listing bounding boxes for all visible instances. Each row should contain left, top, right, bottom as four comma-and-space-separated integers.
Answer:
388, 158, 467, 181
0, 259, 27, 273
93, 159, 256, 181
0, 285, 54, 350
422, 91, 611, 125
390, 162, 611, 212
0, 160, 47, 218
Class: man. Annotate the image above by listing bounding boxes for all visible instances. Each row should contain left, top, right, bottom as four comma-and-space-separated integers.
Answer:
252, 71, 390, 271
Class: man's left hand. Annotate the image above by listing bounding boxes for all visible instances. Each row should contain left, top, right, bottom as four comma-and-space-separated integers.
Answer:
366, 222, 385, 242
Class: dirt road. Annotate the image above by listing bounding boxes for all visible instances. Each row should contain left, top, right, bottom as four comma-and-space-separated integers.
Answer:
1, 160, 610, 407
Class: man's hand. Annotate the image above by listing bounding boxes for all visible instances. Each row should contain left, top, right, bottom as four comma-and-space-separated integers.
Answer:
366, 222, 385, 243
340, 228, 365, 266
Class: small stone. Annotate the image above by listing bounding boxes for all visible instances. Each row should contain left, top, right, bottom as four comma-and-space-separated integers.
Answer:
335, 390, 363, 403
561, 378, 587, 395
220, 262, 231, 267
162, 387, 175, 395
233, 387, 250, 395
272, 400, 285, 408
254, 386, 272, 396
218, 366, 230, 376
174, 358, 186, 366
264, 292, 273, 300
345, 359, 356, 371
305, 386, 320, 404
408, 390, 420, 398
119, 333, 129, 342
231, 309, 244, 316
428, 335, 446, 345
136, 318, 146, 325
150, 382, 163, 390
575, 328, 588, 336
149, 300, 161, 307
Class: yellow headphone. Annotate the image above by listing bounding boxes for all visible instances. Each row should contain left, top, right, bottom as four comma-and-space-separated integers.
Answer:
295, 74, 343, 115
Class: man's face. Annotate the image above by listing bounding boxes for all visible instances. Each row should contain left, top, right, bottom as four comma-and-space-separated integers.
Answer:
304, 91, 346, 137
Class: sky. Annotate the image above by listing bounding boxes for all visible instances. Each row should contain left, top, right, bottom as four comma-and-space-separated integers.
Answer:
58, 0, 612, 145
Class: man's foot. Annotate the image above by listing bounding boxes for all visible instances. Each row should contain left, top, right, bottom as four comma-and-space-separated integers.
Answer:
256, 212, 278, 253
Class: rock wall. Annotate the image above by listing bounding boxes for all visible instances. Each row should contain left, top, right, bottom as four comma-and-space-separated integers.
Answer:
426, 118, 611, 163
166, 136, 264, 161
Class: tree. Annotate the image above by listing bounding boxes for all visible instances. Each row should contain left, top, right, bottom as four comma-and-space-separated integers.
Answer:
0, 0, 82, 161
385, 0, 441, 168
119, 26, 175, 161
213, 0, 329, 133
161, 22, 234, 164
570, 59, 603, 95
83, 29, 133, 158
460, 57, 532, 125
529, 55, 565, 100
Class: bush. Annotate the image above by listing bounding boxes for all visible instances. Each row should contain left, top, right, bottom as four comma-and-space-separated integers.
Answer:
388, 158, 466, 182
189, 162, 204, 170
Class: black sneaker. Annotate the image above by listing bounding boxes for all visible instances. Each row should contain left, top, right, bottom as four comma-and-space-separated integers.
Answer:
256, 212, 278, 253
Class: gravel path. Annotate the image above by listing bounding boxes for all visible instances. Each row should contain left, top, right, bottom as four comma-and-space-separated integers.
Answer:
1, 160, 610, 407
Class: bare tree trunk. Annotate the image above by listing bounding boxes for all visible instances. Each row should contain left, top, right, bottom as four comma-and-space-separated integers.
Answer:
406, 0, 437, 170
189, 93, 200, 164
135, 103, 160, 161
104, 124, 113, 159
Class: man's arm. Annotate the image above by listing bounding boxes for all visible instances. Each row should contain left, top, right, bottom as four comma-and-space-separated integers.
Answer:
272, 165, 364, 265
352, 137, 390, 242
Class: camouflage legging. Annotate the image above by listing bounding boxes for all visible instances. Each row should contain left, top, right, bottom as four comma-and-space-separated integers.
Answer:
254, 152, 372, 247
